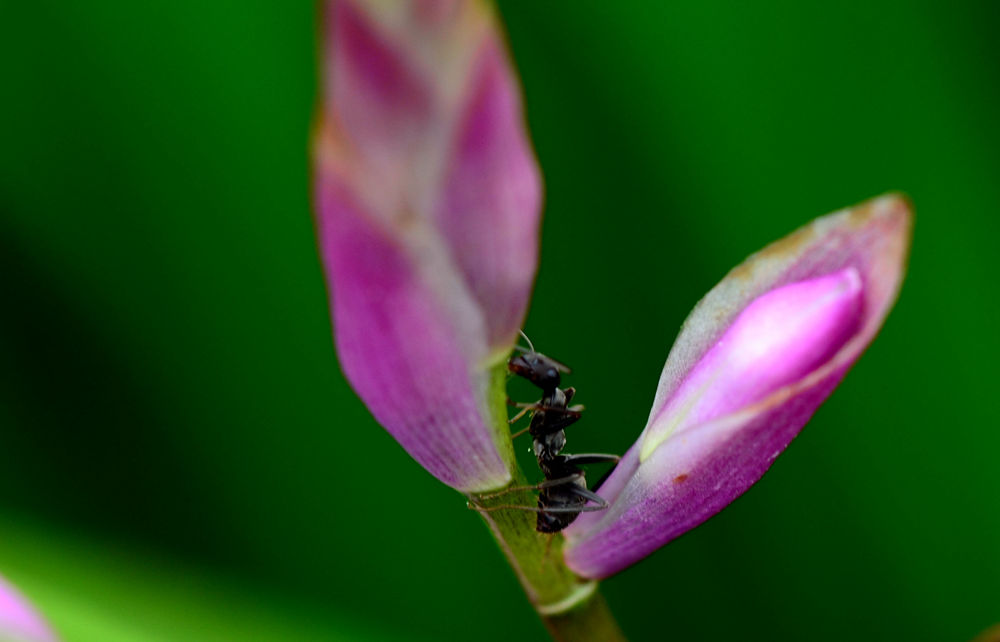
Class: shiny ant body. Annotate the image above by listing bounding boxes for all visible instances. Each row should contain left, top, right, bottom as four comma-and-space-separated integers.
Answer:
473, 334, 618, 533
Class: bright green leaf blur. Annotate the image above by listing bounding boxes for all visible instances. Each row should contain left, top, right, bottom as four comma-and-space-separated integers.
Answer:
2, 1, 997, 641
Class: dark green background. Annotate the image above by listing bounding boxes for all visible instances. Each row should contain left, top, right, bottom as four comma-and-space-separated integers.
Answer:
2, 1, 997, 640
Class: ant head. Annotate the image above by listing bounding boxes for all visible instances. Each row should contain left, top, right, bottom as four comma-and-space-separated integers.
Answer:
508, 332, 571, 390
508, 351, 566, 390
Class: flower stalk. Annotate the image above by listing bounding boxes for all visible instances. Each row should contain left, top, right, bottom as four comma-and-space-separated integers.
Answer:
467, 365, 626, 641
471, 476, 626, 642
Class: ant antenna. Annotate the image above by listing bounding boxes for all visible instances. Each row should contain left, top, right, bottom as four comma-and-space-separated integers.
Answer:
518, 330, 536, 353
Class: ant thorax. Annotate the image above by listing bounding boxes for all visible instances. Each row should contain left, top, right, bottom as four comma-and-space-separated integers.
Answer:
546, 386, 569, 410
533, 429, 566, 460
527, 387, 569, 438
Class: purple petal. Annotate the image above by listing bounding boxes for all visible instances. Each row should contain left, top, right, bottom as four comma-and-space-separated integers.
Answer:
564, 194, 912, 578
436, 35, 542, 350
316, 1, 541, 491
0, 574, 57, 642
317, 172, 510, 492
327, 0, 431, 169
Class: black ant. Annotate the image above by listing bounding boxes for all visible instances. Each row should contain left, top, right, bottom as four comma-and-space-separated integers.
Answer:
471, 333, 619, 533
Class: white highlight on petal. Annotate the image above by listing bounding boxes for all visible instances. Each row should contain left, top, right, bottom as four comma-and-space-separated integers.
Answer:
640, 268, 863, 461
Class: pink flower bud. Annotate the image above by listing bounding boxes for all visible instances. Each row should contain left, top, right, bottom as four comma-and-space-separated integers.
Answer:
564, 194, 912, 578
314, 0, 541, 491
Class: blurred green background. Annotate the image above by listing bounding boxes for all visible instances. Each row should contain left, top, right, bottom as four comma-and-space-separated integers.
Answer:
2, 1, 998, 640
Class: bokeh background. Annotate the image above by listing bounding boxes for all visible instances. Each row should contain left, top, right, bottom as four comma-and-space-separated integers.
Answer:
2, 1, 998, 640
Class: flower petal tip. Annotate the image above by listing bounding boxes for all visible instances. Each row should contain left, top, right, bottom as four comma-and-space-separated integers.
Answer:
0, 575, 58, 642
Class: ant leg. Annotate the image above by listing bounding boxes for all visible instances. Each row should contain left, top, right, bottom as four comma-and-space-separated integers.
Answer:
560, 453, 620, 466
507, 397, 541, 409
512, 414, 583, 439
532, 405, 584, 417
469, 479, 611, 515
469, 503, 609, 514
507, 397, 542, 423
564, 485, 609, 509
508, 406, 533, 425
533, 474, 585, 490
557, 453, 620, 492
591, 461, 620, 493
531, 408, 584, 434
474, 474, 584, 502
507, 398, 541, 425
508, 401, 585, 420
507, 403, 583, 428
510, 425, 531, 439
508, 389, 579, 411
593, 469, 615, 492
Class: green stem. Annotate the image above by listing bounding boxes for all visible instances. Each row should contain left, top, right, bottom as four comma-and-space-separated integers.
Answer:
468, 363, 627, 642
